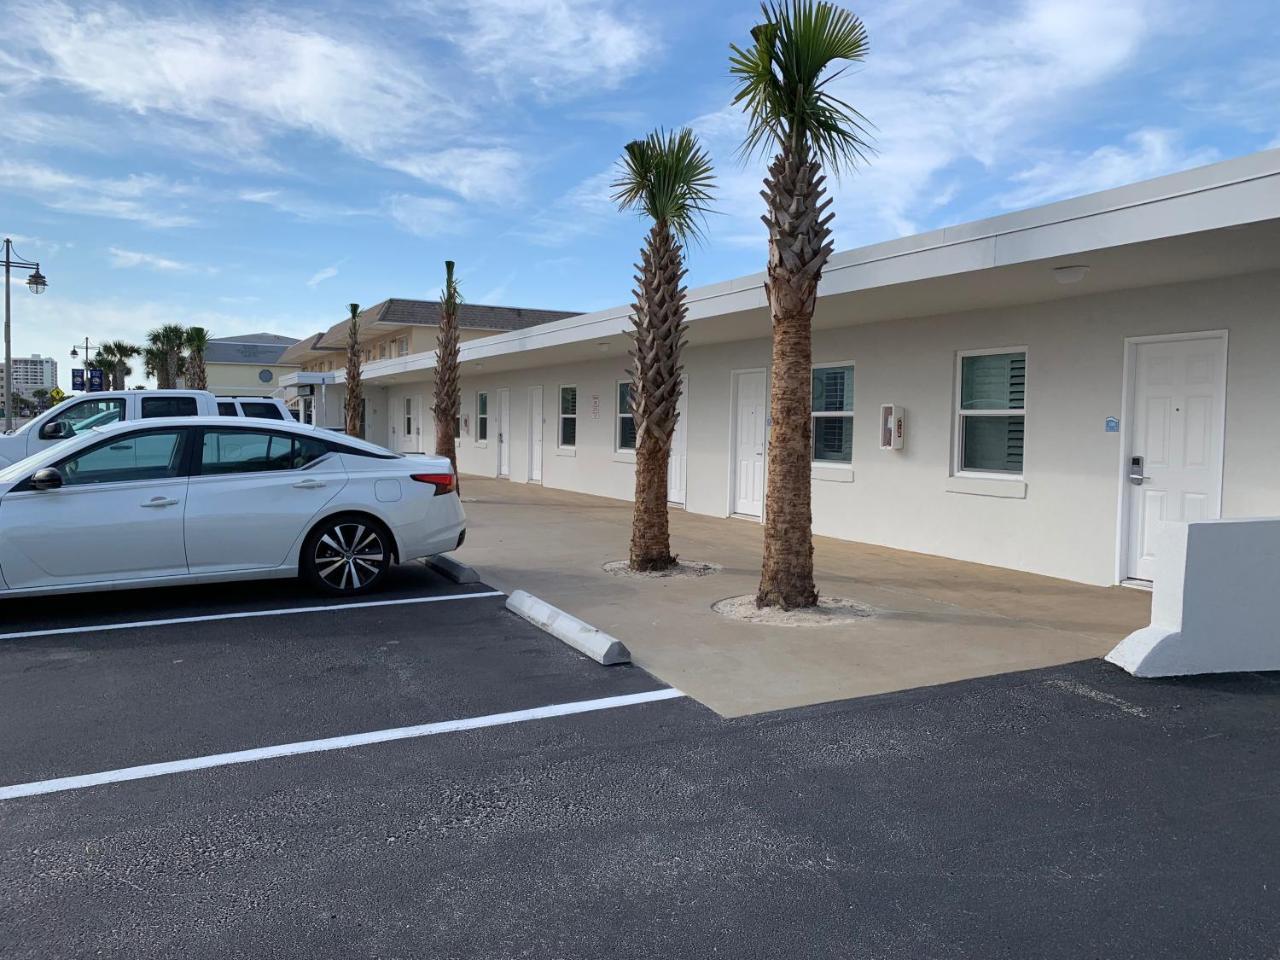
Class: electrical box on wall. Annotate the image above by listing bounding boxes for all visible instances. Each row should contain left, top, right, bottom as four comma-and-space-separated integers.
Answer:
879, 404, 905, 450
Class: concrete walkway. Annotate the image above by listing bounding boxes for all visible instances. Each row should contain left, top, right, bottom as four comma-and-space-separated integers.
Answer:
455, 478, 1152, 717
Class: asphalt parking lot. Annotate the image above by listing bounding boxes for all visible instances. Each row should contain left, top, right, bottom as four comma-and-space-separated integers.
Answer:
1, 567, 1278, 959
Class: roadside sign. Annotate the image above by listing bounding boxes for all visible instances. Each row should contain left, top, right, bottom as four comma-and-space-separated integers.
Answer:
88, 368, 105, 391
49, 387, 66, 402
71, 369, 85, 391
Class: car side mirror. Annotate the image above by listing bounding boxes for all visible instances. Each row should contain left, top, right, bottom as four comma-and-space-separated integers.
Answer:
39, 420, 72, 441
31, 467, 64, 491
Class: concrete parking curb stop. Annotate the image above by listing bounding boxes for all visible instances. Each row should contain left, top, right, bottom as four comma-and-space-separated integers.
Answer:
505, 590, 631, 666
423, 554, 481, 584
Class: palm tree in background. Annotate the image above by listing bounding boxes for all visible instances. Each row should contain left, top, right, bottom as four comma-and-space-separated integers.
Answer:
86, 351, 114, 390
146, 325, 188, 389
730, 0, 871, 608
185, 327, 210, 391
433, 260, 462, 480
97, 340, 141, 390
612, 128, 716, 571
344, 304, 363, 437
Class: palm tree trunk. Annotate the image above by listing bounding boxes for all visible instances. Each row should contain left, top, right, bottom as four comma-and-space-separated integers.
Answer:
630, 429, 673, 568
433, 310, 460, 479
628, 221, 685, 571
756, 139, 835, 609
345, 305, 363, 438
187, 354, 206, 391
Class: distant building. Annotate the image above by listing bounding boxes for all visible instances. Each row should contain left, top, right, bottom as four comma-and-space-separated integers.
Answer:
194, 333, 301, 398
1, 354, 58, 398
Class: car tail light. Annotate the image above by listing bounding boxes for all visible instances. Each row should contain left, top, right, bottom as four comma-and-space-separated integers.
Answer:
410, 472, 456, 496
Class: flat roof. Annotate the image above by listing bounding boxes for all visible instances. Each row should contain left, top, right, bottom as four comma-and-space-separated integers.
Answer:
354, 147, 1280, 384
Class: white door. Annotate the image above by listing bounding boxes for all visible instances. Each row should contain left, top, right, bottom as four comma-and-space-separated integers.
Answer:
497, 388, 511, 478
396, 396, 420, 453
185, 428, 346, 573
732, 370, 767, 517
528, 385, 544, 483
1124, 334, 1227, 581
0, 427, 190, 588
668, 377, 688, 505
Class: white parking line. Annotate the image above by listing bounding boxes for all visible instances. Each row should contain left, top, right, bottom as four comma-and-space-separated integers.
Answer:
0, 591, 506, 642
0, 688, 685, 800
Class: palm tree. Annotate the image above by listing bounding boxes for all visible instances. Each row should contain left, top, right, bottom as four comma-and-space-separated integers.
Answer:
96, 340, 141, 390
31, 388, 49, 411
433, 260, 462, 480
612, 129, 716, 571
730, 0, 871, 608
344, 304, 363, 437
142, 345, 166, 386
146, 325, 188, 389
86, 351, 114, 390
185, 327, 210, 391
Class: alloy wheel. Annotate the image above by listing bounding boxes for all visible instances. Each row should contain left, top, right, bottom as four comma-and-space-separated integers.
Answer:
313, 522, 386, 592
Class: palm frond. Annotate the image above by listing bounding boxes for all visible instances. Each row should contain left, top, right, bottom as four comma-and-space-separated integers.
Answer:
185, 326, 210, 353
611, 127, 717, 243
729, 0, 873, 172
440, 259, 463, 310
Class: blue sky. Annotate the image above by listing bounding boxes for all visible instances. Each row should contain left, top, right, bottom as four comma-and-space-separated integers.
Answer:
1, 0, 1276, 389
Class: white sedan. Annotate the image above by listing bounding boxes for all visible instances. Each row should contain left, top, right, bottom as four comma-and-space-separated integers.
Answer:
0, 417, 466, 598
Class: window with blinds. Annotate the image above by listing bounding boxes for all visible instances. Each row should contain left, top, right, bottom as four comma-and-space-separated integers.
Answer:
616, 382, 636, 451
559, 386, 577, 448
811, 364, 854, 463
957, 350, 1026, 474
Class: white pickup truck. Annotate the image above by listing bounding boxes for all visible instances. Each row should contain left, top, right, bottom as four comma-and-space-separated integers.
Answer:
0, 390, 293, 468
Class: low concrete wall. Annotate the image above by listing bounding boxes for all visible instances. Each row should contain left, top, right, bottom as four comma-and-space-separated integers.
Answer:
1108, 518, 1280, 676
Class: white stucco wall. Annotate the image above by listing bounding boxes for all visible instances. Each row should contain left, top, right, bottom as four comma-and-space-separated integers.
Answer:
389, 269, 1280, 586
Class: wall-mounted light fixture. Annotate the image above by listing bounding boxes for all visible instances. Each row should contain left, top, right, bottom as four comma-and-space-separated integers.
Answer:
1053, 265, 1090, 285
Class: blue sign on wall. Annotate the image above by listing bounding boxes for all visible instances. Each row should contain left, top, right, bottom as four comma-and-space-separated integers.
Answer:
1105, 416, 1120, 433
71, 369, 85, 391
88, 368, 105, 392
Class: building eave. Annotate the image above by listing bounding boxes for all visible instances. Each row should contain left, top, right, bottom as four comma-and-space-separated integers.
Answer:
356, 148, 1280, 385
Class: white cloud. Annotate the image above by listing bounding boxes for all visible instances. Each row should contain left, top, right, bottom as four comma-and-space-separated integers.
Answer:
388, 147, 526, 203
6, 2, 459, 170
692, 0, 1166, 249
386, 194, 465, 237
999, 129, 1220, 209
0, 160, 196, 227
108, 246, 206, 272
306, 263, 342, 288
6, 296, 317, 390
516, 169, 617, 247
238, 189, 371, 222
417, 0, 657, 99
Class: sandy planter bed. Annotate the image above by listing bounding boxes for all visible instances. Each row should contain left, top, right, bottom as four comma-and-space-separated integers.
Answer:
712, 595, 879, 627
602, 560, 723, 579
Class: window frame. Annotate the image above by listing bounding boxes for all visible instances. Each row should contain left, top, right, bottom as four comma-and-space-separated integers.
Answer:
37, 426, 194, 489
810, 361, 855, 467
558, 385, 578, 450
615, 380, 636, 454
953, 346, 1029, 480
140, 395, 200, 420
475, 391, 489, 445
194, 427, 332, 477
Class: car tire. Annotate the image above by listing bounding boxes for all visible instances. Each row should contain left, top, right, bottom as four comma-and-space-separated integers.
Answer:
301, 514, 393, 596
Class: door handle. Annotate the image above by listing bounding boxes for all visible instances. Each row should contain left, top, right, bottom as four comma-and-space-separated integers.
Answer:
141, 497, 179, 508
293, 479, 327, 489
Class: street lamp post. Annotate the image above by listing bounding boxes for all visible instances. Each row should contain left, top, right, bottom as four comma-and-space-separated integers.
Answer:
2, 238, 48, 432
69, 338, 98, 390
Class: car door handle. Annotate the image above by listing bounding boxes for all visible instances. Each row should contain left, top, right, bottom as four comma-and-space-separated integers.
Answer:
141, 497, 179, 508
293, 479, 327, 489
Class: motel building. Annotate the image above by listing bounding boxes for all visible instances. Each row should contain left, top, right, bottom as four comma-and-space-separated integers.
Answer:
292, 148, 1280, 589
